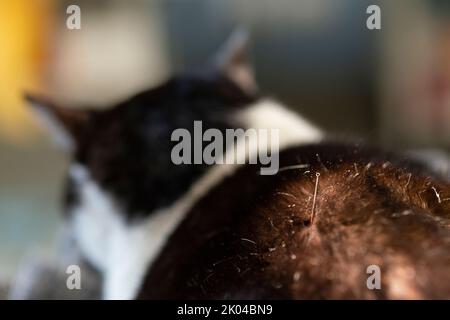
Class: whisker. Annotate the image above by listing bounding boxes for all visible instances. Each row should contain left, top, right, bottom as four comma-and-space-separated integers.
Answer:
241, 238, 257, 245
353, 163, 360, 177
278, 164, 310, 172
404, 173, 412, 191
275, 192, 299, 200
431, 186, 442, 204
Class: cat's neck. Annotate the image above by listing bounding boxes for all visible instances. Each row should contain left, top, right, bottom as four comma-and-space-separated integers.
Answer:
102, 98, 323, 299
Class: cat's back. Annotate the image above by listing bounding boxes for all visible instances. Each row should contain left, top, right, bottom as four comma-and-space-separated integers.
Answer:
137, 142, 450, 299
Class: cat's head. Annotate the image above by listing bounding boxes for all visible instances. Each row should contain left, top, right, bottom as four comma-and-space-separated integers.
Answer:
25, 31, 259, 220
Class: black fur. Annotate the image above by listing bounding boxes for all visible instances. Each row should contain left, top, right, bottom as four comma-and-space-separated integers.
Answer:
65, 73, 257, 219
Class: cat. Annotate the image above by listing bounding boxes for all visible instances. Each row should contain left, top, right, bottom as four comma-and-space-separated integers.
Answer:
26, 32, 450, 299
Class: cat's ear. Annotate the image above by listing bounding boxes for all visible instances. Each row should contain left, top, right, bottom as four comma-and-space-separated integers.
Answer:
24, 93, 90, 152
212, 29, 257, 95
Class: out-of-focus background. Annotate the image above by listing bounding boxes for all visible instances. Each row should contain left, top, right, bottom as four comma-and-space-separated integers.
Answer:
0, 0, 449, 286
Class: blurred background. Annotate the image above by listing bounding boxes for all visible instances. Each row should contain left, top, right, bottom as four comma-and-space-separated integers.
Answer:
0, 0, 449, 288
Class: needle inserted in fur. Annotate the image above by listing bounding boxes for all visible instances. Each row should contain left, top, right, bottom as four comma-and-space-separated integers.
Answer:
310, 172, 320, 224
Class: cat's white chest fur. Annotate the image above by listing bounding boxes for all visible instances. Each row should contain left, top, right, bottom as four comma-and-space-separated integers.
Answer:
69, 163, 182, 299
69, 161, 238, 299
68, 99, 323, 299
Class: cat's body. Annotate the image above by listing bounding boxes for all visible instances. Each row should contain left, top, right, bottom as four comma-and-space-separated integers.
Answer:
138, 142, 450, 299
26, 33, 450, 299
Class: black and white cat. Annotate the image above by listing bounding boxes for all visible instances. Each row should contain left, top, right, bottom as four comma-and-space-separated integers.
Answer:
26, 33, 450, 299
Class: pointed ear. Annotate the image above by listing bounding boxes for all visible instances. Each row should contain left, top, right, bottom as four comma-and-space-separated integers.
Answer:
24, 93, 90, 152
212, 29, 257, 95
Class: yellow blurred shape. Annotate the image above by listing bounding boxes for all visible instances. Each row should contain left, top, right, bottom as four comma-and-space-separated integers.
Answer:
0, 0, 55, 144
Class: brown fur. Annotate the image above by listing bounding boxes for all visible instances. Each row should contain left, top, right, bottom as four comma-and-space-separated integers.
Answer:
138, 143, 450, 299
